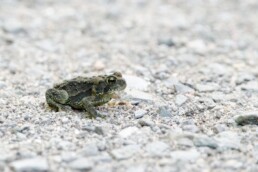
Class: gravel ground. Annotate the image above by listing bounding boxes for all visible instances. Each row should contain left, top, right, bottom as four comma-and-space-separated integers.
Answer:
1, 0, 258, 171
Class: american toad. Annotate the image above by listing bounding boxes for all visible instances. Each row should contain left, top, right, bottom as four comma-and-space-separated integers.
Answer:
45, 72, 126, 118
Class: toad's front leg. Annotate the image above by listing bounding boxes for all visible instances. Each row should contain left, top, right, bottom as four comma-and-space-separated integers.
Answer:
80, 97, 102, 119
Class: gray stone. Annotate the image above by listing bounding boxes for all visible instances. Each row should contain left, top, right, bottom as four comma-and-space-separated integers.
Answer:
175, 83, 195, 94
236, 73, 255, 85
158, 38, 175, 47
82, 124, 105, 135
80, 143, 100, 156
91, 152, 112, 163
157, 106, 171, 117
240, 81, 258, 92
110, 145, 140, 160
170, 149, 200, 162
193, 136, 218, 149
175, 137, 194, 147
134, 109, 147, 119
214, 131, 241, 150
164, 78, 195, 94
210, 92, 226, 102
234, 111, 258, 126
61, 152, 77, 163
182, 124, 200, 133
3, 19, 25, 34
145, 141, 170, 156
138, 119, 154, 127
195, 83, 219, 92
206, 63, 232, 76
0, 81, 6, 89
198, 97, 216, 109
10, 157, 48, 172
68, 158, 94, 171
212, 124, 228, 133
222, 159, 243, 170
175, 95, 188, 106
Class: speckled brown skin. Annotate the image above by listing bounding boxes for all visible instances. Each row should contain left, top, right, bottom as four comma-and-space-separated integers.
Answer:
45, 72, 126, 118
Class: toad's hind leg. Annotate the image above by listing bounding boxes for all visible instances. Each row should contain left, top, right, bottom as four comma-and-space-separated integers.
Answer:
45, 88, 69, 111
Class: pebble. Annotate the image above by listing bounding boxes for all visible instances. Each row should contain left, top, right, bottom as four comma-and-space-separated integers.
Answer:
206, 63, 232, 76
145, 141, 170, 157
82, 124, 105, 135
195, 83, 219, 92
91, 152, 112, 163
175, 95, 188, 106
68, 158, 94, 171
134, 109, 147, 119
118, 126, 140, 138
240, 81, 258, 92
210, 92, 226, 102
10, 157, 48, 172
234, 111, 258, 126
193, 135, 218, 149
223, 159, 243, 170
157, 106, 171, 117
123, 75, 149, 91
214, 131, 241, 150
236, 73, 255, 85
164, 78, 195, 94
61, 152, 77, 163
93, 60, 106, 71
158, 38, 175, 47
198, 97, 216, 109
125, 89, 155, 101
3, 19, 25, 34
61, 117, 69, 124
110, 145, 141, 160
170, 149, 200, 162
182, 124, 200, 133
138, 119, 154, 127
175, 137, 194, 147
0, 81, 6, 89
212, 124, 228, 133
80, 143, 100, 156
187, 39, 207, 54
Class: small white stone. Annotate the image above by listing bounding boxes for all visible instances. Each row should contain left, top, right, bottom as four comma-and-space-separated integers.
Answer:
125, 89, 156, 101
118, 126, 140, 138
134, 109, 147, 119
10, 157, 48, 172
215, 131, 241, 150
93, 60, 105, 71
170, 149, 200, 162
110, 145, 140, 160
175, 95, 188, 106
124, 75, 149, 91
145, 141, 170, 156
68, 158, 94, 171
195, 83, 219, 92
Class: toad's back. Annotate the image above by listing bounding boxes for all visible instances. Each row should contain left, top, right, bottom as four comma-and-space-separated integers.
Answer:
54, 77, 95, 97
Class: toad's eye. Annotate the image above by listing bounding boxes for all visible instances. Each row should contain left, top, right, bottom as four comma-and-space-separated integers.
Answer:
107, 77, 116, 84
